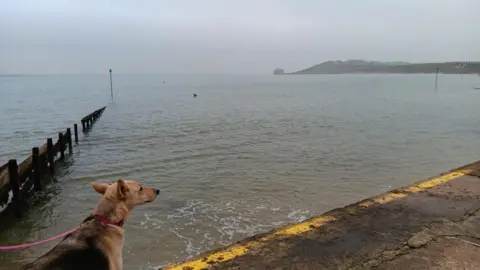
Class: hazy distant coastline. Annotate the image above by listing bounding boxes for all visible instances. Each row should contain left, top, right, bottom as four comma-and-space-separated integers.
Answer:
274, 60, 480, 75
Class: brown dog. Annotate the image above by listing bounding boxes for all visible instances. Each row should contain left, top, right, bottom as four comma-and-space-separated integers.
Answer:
22, 179, 160, 270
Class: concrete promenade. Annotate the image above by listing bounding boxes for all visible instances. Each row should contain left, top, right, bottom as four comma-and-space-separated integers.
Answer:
162, 161, 480, 270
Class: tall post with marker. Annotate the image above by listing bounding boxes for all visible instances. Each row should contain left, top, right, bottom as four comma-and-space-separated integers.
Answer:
109, 68, 113, 101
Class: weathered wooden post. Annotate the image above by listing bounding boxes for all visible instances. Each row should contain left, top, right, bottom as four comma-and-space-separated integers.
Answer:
82, 120, 86, 131
66, 128, 73, 153
39, 151, 47, 176
58, 132, 65, 159
86, 119, 90, 129
32, 147, 42, 191
74, 124, 79, 142
8, 159, 22, 216
47, 138, 55, 174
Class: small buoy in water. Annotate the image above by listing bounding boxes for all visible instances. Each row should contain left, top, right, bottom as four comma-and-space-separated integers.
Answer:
193, 94, 197, 98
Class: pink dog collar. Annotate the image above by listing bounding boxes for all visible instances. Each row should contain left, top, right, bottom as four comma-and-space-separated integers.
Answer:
94, 214, 124, 227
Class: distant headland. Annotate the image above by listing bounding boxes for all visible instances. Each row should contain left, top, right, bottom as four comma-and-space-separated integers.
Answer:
274, 60, 480, 75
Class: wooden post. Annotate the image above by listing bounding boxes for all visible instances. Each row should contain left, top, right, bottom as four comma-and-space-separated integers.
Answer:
58, 132, 65, 159
32, 147, 42, 191
86, 119, 90, 129
39, 152, 47, 176
82, 120, 86, 131
67, 128, 73, 153
8, 159, 21, 216
74, 124, 79, 142
47, 138, 55, 174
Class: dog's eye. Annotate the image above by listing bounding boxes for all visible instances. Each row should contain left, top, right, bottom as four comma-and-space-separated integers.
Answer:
139, 187, 143, 191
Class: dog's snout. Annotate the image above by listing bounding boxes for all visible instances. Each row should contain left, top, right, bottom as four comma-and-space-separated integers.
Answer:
155, 189, 160, 195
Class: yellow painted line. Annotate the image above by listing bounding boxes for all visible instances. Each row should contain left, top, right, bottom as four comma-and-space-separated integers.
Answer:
405, 170, 469, 192
360, 170, 471, 208
166, 244, 252, 270
266, 215, 335, 238
360, 193, 408, 207
164, 169, 472, 270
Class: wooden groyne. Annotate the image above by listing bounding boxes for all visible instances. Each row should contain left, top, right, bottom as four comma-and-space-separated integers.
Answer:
0, 106, 107, 220
81, 106, 106, 131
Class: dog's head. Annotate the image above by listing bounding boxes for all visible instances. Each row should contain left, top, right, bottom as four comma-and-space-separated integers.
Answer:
91, 179, 160, 210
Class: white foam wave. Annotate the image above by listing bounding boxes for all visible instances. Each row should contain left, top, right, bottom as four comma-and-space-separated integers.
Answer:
140, 197, 312, 267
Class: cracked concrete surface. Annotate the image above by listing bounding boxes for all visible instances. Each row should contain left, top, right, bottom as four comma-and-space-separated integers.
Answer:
374, 208, 480, 270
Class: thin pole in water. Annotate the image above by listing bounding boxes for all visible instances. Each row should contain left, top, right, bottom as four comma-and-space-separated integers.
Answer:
461, 64, 464, 81
109, 69, 113, 101
434, 67, 439, 90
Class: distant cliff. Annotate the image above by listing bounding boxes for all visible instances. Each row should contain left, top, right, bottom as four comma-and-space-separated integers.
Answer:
275, 60, 480, 75
273, 68, 285, 75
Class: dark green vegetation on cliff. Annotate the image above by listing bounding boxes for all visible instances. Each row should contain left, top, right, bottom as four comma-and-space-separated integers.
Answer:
275, 60, 480, 75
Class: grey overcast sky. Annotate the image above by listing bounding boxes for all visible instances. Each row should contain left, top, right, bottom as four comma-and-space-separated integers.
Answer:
0, 0, 478, 74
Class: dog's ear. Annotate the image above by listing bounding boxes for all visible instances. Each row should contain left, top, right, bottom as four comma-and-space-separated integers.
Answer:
117, 179, 129, 200
91, 182, 109, 195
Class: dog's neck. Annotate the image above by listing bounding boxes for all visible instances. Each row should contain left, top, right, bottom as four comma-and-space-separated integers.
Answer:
92, 197, 130, 226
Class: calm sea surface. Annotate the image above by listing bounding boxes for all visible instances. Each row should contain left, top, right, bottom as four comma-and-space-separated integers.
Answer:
0, 74, 479, 269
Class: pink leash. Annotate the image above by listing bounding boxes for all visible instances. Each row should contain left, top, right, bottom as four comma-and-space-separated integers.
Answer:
0, 227, 77, 250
